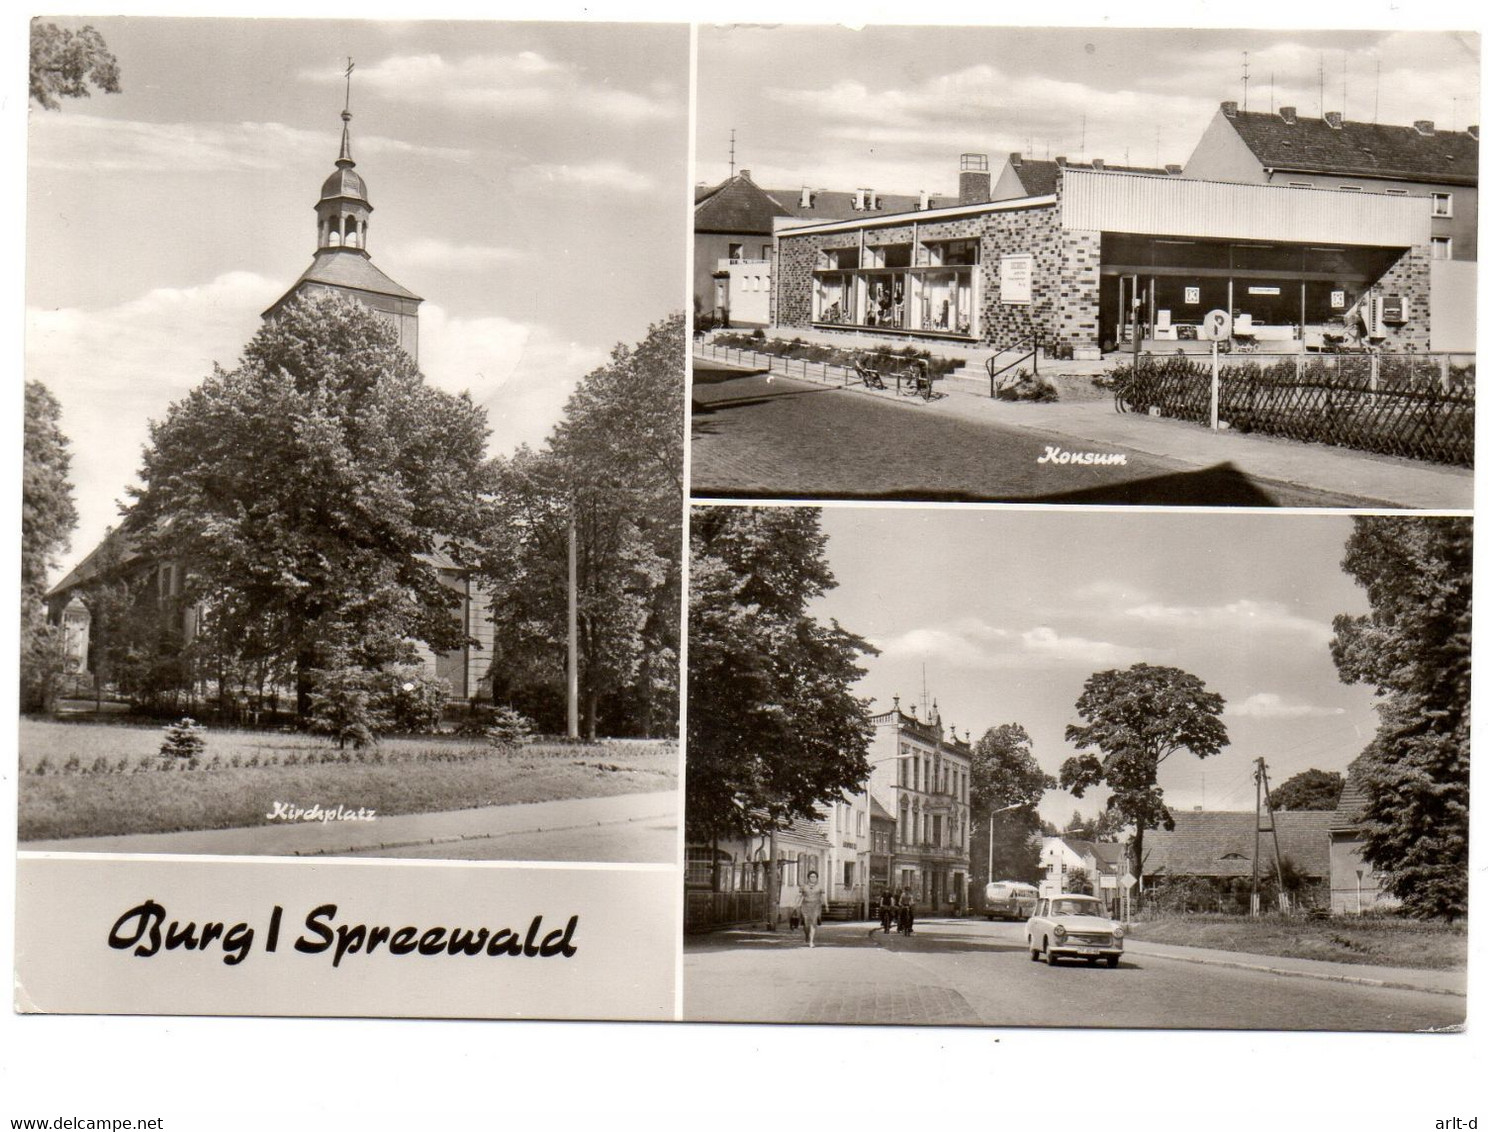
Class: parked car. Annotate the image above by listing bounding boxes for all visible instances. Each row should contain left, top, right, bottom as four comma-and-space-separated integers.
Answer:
984, 880, 1038, 921
1026, 893, 1123, 967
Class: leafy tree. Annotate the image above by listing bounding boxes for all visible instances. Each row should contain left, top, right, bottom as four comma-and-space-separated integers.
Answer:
1063, 866, 1094, 896
968, 723, 1053, 886
686, 507, 877, 842
1331, 516, 1470, 920
1060, 663, 1229, 907
478, 315, 683, 738
20, 381, 80, 712
127, 293, 490, 720
30, 21, 121, 110
307, 657, 388, 750
1270, 768, 1346, 812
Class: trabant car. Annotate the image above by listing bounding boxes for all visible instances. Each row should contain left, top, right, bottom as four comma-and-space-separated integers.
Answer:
1026, 893, 1123, 967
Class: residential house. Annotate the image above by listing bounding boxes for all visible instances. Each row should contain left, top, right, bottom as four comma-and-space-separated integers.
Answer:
1183, 102, 1478, 349
1327, 772, 1399, 914
1138, 809, 1336, 911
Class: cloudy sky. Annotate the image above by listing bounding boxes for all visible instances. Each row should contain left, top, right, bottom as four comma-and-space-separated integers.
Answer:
25, 18, 688, 578
697, 25, 1480, 194
808, 507, 1381, 829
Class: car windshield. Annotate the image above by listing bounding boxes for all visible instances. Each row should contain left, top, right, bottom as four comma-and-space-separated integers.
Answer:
1052, 899, 1102, 917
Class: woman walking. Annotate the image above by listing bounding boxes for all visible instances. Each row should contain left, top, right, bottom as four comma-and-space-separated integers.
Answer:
798, 870, 826, 948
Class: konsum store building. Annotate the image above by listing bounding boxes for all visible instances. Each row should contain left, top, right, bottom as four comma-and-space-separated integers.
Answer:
773, 167, 1434, 358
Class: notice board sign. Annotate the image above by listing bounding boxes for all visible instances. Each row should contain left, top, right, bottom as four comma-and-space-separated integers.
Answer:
1000, 253, 1033, 304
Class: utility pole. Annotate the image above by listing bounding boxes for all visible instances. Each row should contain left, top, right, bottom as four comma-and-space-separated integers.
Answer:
1252, 757, 1289, 915
567, 507, 579, 740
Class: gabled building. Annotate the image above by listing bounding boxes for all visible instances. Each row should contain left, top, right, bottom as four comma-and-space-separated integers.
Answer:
1183, 102, 1478, 350
1138, 809, 1336, 909
866, 697, 972, 915
992, 152, 1182, 200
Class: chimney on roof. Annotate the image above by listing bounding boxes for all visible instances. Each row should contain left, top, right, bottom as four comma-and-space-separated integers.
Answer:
1009, 151, 1023, 168
739, 168, 752, 181
1279, 106, 1298, 125
1091, 158, 1105, 170
959, 152, 991, 205
1055, 155, 1067, 167
854, 187, 869, 211
1165, 163, 1183, 175
918, 188, 929, 210
799, 186, 815, 209
1221, 100, 1238, 118
1468, 125, 1480, 140
1324, 111, 1343, 129
1414, 120, 1436, 136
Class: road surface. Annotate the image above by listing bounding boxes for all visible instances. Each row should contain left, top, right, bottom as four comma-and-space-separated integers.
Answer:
684, 918, 1464, 1030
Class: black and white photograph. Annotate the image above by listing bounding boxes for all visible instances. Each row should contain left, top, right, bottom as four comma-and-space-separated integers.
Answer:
20, 18, 687, 867
691, 25, 1477, 507
683, 507, 1469, 1030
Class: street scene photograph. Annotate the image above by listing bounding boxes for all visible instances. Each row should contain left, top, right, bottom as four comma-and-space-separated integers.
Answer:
20, 18, 688, 864
684, 506, 1468, 1030
692, 25, 1477, 507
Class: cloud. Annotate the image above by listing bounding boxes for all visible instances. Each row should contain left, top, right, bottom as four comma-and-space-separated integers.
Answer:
516, 161, 655, 194
26, 272, 281, 575
1123, 599, 1332, 644
27, 113, 469, 174
397, 238, 526, 271
416, 305, 607, 457
1228, 693, 1347, 719
312, 52, 680, 123
26, 276, 605, 582
875, 618, 1146, 671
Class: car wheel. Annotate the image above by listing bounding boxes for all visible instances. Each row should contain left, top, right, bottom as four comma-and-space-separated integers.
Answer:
1105, 955, 1120, 968
1029, 944, 1039, 962
1086, 957, 1099, 966
1043, 938, 1057, 966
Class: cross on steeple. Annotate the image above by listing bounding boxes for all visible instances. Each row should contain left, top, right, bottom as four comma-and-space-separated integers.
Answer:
344, 57, 354, 114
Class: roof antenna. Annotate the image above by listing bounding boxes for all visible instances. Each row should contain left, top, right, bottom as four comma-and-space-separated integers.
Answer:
1342, 54, 1348, 119
1241, 50, 1249, 112
1269, 71, 1275, 115
1080, 114, 1086, 160
1374, 57, 1380, 123
1318, 53, 1325, 117
729, 127, 736, 179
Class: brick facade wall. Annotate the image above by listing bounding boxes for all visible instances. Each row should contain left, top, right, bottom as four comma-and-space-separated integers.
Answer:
1371, 246, 1432, 351
774, 201, 1066, 348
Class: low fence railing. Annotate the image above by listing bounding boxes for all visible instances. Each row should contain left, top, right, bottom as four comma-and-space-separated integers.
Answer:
684, 889, 768, 932
695, 340, 856, 387
1112, 352, 1475, 467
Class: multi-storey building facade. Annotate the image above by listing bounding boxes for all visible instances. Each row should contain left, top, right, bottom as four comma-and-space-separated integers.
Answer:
866, 699, 973, 915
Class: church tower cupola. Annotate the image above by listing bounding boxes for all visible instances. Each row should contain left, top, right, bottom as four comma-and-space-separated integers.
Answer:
316, 105, 373, 253
263, 60, 423, 361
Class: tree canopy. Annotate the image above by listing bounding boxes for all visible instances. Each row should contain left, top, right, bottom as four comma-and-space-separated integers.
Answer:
1331, 516, 1470, 919
477, 314, 683, 738
1061, 662, 1229, 902
968, 723, 1054, 885
686, 507, 877, 841
20, 380, 80, 712
1269, 768, 1345, 812
30, 21, 121, 109
127, 293, 491, 717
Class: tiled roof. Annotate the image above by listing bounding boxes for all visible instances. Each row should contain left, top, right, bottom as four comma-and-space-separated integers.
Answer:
779, 815, 831, 848
1331, 766, 1371, 830
46, 527, 138, 598
695, 173, 927, 234
283, 248, 422, 302
694, 174, 796, 234
1011, 158, 1171, 197
869, 796, 896, 823
1224, 108, 1478, 186
1140, 810, 1336, 879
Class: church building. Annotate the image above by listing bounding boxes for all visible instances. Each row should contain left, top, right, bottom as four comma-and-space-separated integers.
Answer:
48, 99, 493, 706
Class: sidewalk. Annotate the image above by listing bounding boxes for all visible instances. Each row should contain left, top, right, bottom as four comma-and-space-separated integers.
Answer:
19, 790, 677, 860
695, 354, 1472, 509
1119, 936, 1467, 997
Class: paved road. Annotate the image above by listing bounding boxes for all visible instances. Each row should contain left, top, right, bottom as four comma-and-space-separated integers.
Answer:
343, 810, 676, 862
690, 369, 1397, 507
684, 919, 1464, 1031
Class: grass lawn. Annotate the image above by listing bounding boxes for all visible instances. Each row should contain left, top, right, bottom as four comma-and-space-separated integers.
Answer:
1128, 912, 1466, 970
18, 717, 677, 842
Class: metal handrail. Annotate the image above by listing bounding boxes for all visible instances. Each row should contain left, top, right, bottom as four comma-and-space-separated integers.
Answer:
987, 333, 1039, 395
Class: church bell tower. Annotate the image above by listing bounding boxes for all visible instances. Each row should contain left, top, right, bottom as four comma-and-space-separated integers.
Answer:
263, 63, 422, 361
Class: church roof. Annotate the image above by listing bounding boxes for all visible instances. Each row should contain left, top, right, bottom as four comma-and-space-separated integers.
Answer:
320, 165, 369, 203
266, 248, 422, 317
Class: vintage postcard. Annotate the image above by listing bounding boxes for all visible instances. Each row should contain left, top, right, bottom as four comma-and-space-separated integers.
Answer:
17, 15, 687, 1019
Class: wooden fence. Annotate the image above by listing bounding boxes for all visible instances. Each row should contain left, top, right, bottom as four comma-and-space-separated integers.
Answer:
1113, 352, 1475, 467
